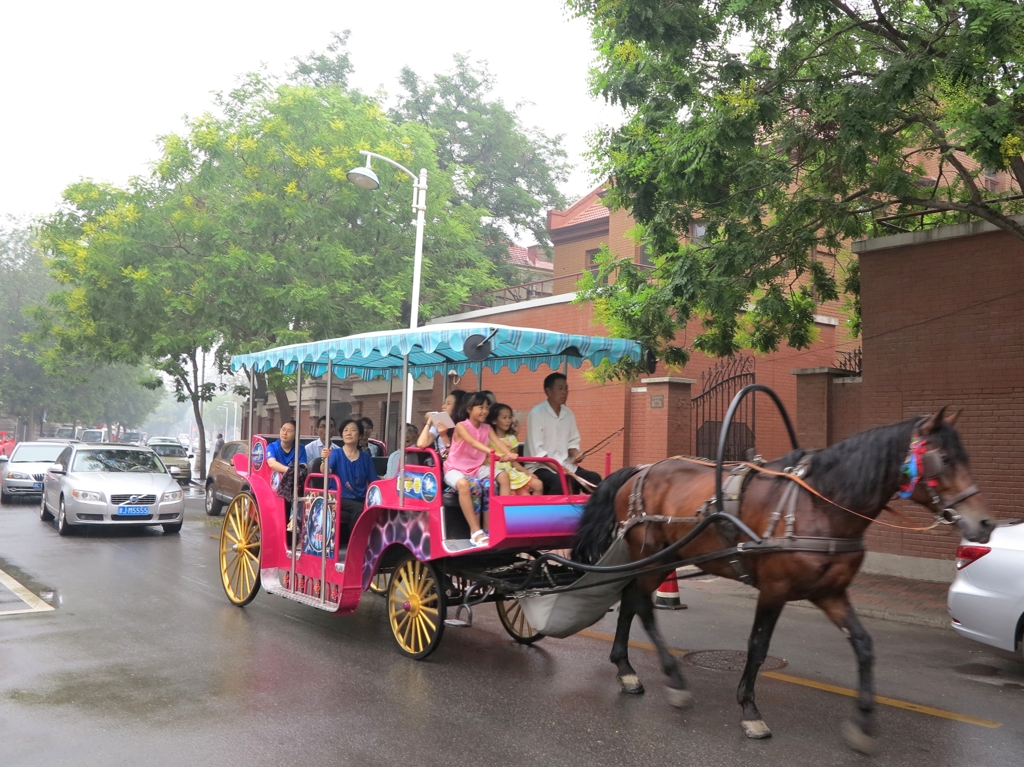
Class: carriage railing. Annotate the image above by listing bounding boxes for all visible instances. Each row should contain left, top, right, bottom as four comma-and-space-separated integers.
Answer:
395, 447, 577, 499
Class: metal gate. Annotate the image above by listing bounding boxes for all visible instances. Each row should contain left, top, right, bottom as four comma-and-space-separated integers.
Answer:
692, 356, 756, 461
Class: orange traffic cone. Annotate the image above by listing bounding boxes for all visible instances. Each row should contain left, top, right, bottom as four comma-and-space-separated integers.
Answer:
654, 571, 687, 610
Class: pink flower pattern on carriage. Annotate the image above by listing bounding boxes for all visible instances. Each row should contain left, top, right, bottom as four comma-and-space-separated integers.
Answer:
361, 509, 431, 590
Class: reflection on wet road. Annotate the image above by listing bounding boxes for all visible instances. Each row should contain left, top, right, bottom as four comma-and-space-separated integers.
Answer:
0, 495, 1022, 767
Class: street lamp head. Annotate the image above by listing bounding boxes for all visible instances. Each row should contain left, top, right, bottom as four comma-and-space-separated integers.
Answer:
346, 165, 380, 190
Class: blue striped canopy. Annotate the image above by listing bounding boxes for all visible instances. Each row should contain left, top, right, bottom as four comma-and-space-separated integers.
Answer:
229, 323, 642, 381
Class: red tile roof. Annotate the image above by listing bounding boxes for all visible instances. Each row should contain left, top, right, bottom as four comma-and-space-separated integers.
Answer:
547, 183, 611, 231
505, 244, 553, 271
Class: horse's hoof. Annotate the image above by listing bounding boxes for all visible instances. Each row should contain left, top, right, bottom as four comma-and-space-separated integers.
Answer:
666, 687, 693, 709
741, 719, 772, 739
617, 674, 645, 694
841, 720, 878, 755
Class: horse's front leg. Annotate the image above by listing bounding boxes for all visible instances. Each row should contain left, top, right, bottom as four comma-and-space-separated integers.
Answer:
813, 591, 877, 754
737, 596, 784, 739
633, 577, 692, 708
610, 581, 644, 694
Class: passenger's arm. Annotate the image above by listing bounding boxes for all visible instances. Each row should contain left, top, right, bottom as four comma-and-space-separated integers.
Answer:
567, 413, 582, 463
416, 417, 435, 449
453, 423, 513, 461
267, 457, 290, 473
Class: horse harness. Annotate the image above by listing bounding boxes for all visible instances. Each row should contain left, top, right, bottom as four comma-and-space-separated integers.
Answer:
621, 454, 865, 586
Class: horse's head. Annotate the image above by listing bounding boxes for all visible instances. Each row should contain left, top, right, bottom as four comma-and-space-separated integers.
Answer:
909, 408, 995, 544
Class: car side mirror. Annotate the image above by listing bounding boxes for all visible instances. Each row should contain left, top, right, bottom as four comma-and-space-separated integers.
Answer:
0, 455, 8, 464
48, 463, 66, 475
188, 454, 195, 459
169, 466, 181, 476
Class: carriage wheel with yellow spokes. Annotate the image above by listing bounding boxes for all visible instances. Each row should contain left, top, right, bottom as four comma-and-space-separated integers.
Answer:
219, 493, 262, 606
387, 556, 447, 659
496, 596, 544, 644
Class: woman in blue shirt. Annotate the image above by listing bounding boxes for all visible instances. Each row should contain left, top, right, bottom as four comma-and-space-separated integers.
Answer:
325, 418, 378, 540
266, 420, 297, 523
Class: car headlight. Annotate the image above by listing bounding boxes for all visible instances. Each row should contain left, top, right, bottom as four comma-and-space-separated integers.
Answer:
6, 471, 32, 480
71, 489, 104, 502
163, 488, 183, 502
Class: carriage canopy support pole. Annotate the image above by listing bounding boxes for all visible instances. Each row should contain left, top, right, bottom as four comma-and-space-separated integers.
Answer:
398, 354, 410, 507
384, 376, 393, 455
322, 360, 333, 603
291, 363, 302, 594
714, 384, 799, 515
247, 368, 255, 479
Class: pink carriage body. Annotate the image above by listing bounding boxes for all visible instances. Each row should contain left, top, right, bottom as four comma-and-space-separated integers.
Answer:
234, 440, 587, 615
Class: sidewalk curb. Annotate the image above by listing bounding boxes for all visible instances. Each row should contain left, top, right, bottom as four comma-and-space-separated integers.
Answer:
681, 573, 952, 631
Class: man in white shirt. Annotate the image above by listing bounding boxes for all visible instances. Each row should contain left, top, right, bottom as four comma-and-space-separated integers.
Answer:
304, 416, 337, 466
526, 372, 602, 494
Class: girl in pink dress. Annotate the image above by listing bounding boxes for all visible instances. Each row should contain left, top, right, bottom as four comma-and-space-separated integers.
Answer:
444, 392, 516, 547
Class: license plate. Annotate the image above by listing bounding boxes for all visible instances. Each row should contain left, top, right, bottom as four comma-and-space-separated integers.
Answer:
118, 505, 150, 516
33, 482, 42, 491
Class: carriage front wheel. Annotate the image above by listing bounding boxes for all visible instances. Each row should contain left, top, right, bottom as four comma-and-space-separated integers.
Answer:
219, 493, 262, 606
387, 555, 446, 659
496, 597, 544, 644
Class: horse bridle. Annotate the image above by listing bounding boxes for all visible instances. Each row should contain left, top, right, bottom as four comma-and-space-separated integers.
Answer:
906, 433, 980, 526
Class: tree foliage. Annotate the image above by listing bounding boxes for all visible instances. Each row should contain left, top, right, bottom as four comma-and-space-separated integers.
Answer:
1, 221, 163, 431
392, 55, 570, 264
569, 0, 1024, 373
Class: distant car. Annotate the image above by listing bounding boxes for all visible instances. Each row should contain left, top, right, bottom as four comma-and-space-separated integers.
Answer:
147, 441, 193, 485
947, 521, 1024, 656
204, 440, 249, 516
54, 426, 76, 440
1, 441, 68, 504
40, 444, 185, 535
120, 431, 143, 446
80, 429, 106, 443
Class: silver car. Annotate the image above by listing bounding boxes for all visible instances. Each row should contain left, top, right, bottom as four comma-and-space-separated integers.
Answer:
1, 441, 70, 504
40, 444, 185, 535
947, 520, 1024, 655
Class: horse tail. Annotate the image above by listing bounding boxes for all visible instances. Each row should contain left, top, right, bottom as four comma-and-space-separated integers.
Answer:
572, 466, 640, 564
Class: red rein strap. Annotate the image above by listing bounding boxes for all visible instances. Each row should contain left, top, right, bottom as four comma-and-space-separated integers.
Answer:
667, 455, 943, 532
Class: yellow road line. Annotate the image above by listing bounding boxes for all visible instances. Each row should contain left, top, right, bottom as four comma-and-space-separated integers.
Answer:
0, 568, 55, 615
577, 629, 1001, 729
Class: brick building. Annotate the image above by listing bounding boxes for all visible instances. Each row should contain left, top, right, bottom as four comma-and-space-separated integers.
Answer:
795, 214, 1024, 580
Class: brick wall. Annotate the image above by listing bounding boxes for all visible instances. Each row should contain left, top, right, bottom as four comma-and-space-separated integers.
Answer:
801, 223, 1024, 562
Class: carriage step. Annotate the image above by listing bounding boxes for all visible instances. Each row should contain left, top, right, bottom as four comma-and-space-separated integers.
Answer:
444, 604, 473, 628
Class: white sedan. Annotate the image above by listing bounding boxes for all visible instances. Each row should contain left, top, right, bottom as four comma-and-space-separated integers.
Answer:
947, 520, 1024, 655
41, 444, 185, 536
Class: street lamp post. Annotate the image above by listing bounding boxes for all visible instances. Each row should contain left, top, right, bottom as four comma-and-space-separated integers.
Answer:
347, 151, 428, 423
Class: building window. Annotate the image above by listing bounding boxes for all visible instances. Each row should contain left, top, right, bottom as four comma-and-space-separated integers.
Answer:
586, 248, 606, 283
690, 221, 707, 242
639, 243, 654, 267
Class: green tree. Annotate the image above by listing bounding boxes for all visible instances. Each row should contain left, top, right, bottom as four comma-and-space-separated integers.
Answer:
569, 0, 1024, 373
38, 72, 502, 470
1, 221, 161, 434
392, 55, 570, 274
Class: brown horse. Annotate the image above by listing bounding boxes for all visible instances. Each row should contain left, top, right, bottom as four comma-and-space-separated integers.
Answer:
572, 408, 995, 753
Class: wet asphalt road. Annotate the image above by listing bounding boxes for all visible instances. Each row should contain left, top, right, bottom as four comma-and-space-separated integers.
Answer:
1, 493, 1023, 767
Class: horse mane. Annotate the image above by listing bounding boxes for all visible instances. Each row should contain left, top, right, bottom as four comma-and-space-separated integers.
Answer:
787, 417, 969, 513
573, 466, 639, 563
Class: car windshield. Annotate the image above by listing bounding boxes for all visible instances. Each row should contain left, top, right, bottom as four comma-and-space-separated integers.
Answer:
73, 450, 164, 473
151, 444, 186, 458
11, 445, 65, 463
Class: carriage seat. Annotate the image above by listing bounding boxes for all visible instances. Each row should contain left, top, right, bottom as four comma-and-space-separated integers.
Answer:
442, 488, 471, 540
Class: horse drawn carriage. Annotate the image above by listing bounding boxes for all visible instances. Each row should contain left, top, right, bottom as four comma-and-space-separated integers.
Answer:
218, 323, 641, 658
220, 321, 998, 752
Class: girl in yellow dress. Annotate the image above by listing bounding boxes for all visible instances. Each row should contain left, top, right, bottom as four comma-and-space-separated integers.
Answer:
487, 403, 542, 495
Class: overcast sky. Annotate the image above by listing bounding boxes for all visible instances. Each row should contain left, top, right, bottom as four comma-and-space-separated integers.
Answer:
1, 1, 621, 235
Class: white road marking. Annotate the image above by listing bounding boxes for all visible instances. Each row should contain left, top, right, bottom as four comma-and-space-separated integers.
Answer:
0, 567, 55, 616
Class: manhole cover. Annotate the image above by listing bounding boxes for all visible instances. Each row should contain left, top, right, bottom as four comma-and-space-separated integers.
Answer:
683, 650, 787, 672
